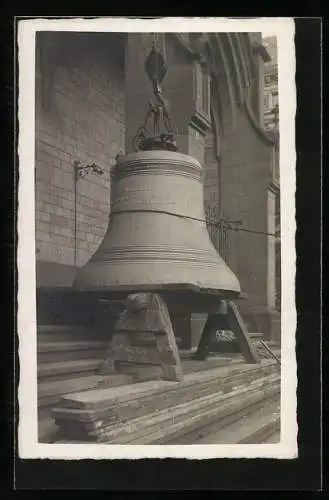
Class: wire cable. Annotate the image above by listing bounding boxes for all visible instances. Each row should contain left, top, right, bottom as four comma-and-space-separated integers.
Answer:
111, 208, 278, 238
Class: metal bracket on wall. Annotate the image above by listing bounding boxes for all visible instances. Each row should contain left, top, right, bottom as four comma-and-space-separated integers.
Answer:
74, 160, 104, 182
73, 160, 105, 269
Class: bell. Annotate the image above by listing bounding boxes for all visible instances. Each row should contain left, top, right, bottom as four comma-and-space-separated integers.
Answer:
74, 148, 241, 297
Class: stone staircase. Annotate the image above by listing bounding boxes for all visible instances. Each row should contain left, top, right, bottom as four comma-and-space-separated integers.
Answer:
38, 324, 181, 441
38, 325, 112, 442
52, 358, 280, 445
38, 324, 281, 444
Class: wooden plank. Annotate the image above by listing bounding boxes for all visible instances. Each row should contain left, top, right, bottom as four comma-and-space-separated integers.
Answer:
52, 372, 254, 425
53, 371, 279, 434
52, 366, 279, 425
53, 374, 280, 442
57, 359, 277, 411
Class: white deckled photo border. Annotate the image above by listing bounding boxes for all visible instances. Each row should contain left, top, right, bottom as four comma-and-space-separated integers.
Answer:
17, 16, 297, 460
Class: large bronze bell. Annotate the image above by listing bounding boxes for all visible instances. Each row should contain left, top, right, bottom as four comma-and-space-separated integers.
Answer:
74, 148, 241, 297
74, 37, 240, 301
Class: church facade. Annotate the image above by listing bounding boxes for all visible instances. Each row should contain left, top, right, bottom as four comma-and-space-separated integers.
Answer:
35, 31, 280, 345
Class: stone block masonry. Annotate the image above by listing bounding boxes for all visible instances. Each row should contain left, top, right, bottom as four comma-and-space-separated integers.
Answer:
35, 33, 125, 286
220, 104, 273, 309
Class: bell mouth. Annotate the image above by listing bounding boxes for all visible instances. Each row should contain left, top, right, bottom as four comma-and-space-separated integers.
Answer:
72, 282, 241, 314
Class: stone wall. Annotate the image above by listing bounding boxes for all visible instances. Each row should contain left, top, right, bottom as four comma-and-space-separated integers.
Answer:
35, 33, 125, 287
220, 105, 271, 303
220, 103, 279, 339
204, 125, 220, 217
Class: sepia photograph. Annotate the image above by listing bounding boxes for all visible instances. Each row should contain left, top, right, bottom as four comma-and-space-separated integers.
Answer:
17, 18, 297, 460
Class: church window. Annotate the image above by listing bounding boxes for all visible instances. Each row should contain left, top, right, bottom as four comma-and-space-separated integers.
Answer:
194, 61, 211, 119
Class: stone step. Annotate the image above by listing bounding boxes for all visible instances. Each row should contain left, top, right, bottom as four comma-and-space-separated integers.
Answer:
38, 374, 104, 401
125, 378, 280, 445
190, 398, 280, 444
38, 332, 103, 343
99, 377, 280, 444
38, 416, 60, 443
169, 393, 279, 444
38, 358, 100, 381
38, 363, 166, 410
238, 413, 280, 444
38, 339, 107, 364
38, 325, 83, 333
263, 430, 280, 443
37, 340, 108, 352
37, 325, 104, 343
38, 347, 107, 365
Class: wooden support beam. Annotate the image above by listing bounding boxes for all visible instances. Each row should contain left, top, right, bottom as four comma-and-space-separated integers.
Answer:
226, 301, 259, 364
99, 293, 183, 382
194, 299, 259, 364
193, 300, 227, 360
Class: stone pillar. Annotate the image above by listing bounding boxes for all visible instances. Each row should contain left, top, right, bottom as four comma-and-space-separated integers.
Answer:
218, 96, 281, 342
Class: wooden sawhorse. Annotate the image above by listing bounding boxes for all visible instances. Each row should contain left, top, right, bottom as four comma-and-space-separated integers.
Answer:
193, 299, 260, 364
